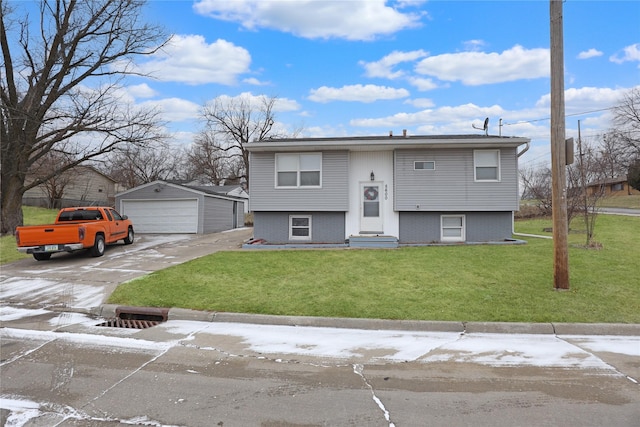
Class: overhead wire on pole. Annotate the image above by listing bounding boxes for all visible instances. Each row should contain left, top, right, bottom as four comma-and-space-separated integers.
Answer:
502, 107, 614, 127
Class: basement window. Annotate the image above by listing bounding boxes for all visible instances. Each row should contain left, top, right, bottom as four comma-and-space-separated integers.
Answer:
441, 215, 465, 243
289, 215, 312, 240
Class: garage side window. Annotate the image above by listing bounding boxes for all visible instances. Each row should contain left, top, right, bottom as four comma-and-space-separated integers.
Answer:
276, 154, 321, 188
289, 215, 312, 240
474, 150, 500, 181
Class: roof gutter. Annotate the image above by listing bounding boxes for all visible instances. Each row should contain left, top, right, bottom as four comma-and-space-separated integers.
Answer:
517, 140, 530, 158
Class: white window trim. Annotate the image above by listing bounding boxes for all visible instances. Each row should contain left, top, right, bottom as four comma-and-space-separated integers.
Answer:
275, 153, 322, 188
414, 160, 435, 171
441, 214, 466, 243
473, 149, 501, 182
289, 215, 312, 241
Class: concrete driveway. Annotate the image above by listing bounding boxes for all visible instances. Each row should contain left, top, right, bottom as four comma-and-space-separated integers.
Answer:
0, 228, 253, 311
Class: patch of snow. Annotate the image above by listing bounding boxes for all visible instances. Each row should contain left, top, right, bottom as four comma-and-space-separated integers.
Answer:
0, 277, 105, 309
162, 320, 462, 361
0, 306, 49, 321
0, 327, 171, 353
560, 335, 640, 356
421, 333, 618, 370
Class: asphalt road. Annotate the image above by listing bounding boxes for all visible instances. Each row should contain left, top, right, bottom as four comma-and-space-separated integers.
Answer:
1, 227, 639, 426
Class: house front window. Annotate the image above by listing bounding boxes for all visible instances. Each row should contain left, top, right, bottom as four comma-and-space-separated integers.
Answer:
276, 153, 321, 188
441, 215, 465, 242
474, 150, 500, 181
289, 215, 312, 240
414, 161, 435, 170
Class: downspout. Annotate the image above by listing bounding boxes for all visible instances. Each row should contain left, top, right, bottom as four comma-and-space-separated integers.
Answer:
517, 140, 530, 158
513, 139, 550, 239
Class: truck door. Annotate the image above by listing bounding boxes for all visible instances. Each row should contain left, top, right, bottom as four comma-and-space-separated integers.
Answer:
107, 209, 128, 241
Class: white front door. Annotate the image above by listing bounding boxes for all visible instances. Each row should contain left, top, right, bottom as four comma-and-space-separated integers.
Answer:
360, 182, 383, 234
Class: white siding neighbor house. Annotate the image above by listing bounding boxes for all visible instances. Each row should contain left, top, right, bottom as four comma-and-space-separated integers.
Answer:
246, 133, 530, 247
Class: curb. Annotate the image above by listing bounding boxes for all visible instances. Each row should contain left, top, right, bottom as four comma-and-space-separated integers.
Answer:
96, 304, 640, 336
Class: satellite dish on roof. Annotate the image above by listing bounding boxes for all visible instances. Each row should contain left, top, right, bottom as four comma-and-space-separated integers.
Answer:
472, 117, 489, 136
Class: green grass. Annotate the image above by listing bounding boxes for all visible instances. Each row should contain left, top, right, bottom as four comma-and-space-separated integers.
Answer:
108, 215, 640, 323
0, 206, 58, 264
598, 194, 640, 209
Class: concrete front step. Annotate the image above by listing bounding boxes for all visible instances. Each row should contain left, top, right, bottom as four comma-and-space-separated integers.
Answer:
348, 235, 398, 248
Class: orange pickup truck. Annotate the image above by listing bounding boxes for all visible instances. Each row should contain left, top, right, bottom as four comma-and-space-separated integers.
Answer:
16, 206, 134, 261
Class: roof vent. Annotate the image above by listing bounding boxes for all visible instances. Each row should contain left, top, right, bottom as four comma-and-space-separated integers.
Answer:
389, 131, 393, 138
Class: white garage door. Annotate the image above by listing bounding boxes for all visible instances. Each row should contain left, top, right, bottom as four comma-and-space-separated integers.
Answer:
122, 199, 198, 233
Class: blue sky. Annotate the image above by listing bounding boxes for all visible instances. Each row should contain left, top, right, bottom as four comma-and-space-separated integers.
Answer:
18, 1, 640, 169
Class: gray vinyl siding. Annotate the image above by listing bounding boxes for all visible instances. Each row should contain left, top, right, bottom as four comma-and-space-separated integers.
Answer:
394, 148, 519, 211
118, 183, 199, 201
117, 182, 245, 234
249, 151, 349, 211
253, 212, 345, 244
399, 211, 513, 243
204, 197, 235, 233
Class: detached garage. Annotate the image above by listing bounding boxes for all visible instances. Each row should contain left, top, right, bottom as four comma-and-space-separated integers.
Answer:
116, 181, 246, 234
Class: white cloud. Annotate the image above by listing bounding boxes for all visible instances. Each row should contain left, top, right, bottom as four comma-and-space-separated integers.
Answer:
126, 83, 158, 99
243, 77, 269, 86
404, 98, 434, 108
193, 0, 423, 41
535, 86, 630, 112
462, 39, 486, 52
206, 92, 301, 113
134, 35, 251, 85
360, 49, 429, 79
308, 84, 410, 103
610, 43, 640, 65
577, 48, 603, 59
139, 98, 201, 122
415, 45, 549, 85
350, 102, 505, 132
406, 76, 439, 91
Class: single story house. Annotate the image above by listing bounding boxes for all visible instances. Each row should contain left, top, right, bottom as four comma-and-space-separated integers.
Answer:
23, 165, 117, 208
586, 175, 640, 197
115, 181, 246, 234
246, 133, 530, 247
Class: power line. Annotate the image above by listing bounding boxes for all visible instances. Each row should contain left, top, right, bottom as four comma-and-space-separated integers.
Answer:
502, 107, 614, 126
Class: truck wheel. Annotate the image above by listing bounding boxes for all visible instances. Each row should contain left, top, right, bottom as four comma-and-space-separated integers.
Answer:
33, 253, 52, 261
90, 235, 106, 257
124, 227, 134, 245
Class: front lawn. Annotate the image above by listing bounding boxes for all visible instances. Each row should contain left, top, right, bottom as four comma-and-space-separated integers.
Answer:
108, 214, 640, 323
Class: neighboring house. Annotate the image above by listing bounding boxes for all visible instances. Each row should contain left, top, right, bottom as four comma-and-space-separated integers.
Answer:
168, 180, 250, 213
246, 133, 530, 246
115, 180, 246, 234
23, 165, 117, 208
586, 176, 640, 197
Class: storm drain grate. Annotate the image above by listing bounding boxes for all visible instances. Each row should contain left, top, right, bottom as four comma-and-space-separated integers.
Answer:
97, 318, 162, 329
97, 306, 169, 329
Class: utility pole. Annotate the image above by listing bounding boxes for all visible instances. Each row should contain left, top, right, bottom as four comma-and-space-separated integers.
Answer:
550, 0, 570, 289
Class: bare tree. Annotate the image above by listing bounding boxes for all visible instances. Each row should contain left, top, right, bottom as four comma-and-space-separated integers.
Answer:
611, 87, 640, 158
520, 165, 553, 216
1, 0, 169, 234
103, 141, 182, 189
567, 137, 607, 247
184, 133, 228, 185
199, 94, 283, 188
27, 150, 74, 208
595, 133, 631, 178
